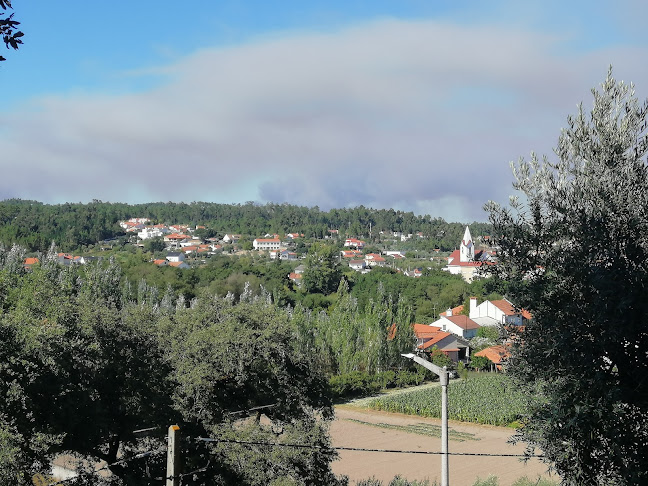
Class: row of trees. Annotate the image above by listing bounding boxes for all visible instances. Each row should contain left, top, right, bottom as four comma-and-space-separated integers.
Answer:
0, 242, 425, 484
0, 198, 491, 252
114, 243, 502, 322
0, 245, 348, 485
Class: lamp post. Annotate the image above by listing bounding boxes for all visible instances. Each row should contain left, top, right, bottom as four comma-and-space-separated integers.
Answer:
402, 353, 449, 486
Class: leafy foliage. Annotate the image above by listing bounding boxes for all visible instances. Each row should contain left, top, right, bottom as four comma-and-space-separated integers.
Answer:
0, 247, 342, 485
0, 1, 22, 62
301, 242, 341, 295
486, 69, 648, 484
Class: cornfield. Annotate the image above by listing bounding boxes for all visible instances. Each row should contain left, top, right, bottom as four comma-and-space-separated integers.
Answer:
367, 373, 527, 426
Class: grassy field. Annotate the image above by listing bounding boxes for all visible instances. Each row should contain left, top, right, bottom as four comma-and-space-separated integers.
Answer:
364, 373, 527, 426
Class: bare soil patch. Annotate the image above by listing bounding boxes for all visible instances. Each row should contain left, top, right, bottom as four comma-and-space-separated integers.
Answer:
331, 405, 556, 486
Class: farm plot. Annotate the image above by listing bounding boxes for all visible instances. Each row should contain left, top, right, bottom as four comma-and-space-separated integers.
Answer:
367, 373, 528, 426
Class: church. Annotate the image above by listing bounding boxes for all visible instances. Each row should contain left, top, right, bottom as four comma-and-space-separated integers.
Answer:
443, 226, 495, 282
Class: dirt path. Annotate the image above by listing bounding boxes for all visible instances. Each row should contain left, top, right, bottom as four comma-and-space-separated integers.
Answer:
331, 405, 556, 486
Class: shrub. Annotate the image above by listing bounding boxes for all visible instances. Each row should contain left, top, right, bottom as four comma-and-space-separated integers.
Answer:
469, 355, 492, 371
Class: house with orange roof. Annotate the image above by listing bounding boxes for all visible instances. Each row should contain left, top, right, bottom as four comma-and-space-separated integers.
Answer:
119, 220, 146, 232
403, 268, 423, 278
164, 233, 189, 248
430, 309, 481, 339
24, 257, 39, 269
364, 253, 386, 267
168, 261, 189, 269
412, 323, 443, 346
253, 238, 281, 251
474, 344, 511, 371
288, 272, 303, 287
440, 305, 464, 317
417, 328, 470, 362
344, 238, 365, 249
153, 259, 168, 266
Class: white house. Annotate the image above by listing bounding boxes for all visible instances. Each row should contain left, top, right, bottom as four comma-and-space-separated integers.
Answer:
364, 253, 386, 267
270, 249, 297, 261
430, 309, 481, 339
137, 227, 165, 240
222, 234, 240, 244
349, 259, 366, 271
469, 297, 530, 327
166, 252, 185, 263
253, 238, 281, 251
344, 238, 365, 249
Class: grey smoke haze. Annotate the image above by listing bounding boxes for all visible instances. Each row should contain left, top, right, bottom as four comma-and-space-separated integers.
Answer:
2, 18, 647, 221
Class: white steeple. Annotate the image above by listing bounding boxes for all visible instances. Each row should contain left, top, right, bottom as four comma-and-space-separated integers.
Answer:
460, 226, 474, 262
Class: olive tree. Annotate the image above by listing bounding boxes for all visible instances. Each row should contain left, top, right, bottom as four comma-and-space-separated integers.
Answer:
0, 0, 23, 62
486, 69, 648, 484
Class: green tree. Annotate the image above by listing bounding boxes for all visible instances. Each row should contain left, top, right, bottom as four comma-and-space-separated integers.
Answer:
486, 69, 648, 485
301, 242, 341, 295
0, 246, 343, 485
143, 236, 165, 252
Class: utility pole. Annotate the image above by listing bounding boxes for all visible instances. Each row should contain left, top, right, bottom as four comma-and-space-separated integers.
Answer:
166, 425, 181, 486
402, 353, 449, 486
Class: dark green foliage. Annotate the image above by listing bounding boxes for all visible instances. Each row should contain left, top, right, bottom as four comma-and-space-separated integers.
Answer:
0, 246, 342, 485
469, 355, 492, 371
475, 326, 499, 340
0, 1, 23, 62
329, 369, 427, 400
301, 242, 342, 295
486, 69, 648, 484
428, 347, 454, 370
0, 199, 491, 253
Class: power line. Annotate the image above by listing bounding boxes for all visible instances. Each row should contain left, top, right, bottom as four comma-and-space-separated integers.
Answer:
194, 437, 545, 458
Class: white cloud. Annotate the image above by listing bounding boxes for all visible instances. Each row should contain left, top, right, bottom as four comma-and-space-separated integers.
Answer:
3, 18, 648, 221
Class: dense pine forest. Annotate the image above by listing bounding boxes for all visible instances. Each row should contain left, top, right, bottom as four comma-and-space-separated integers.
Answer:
0, 199, 491, 252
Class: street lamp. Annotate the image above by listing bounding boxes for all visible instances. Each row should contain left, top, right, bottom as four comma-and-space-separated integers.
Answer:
402, 353, 449, 486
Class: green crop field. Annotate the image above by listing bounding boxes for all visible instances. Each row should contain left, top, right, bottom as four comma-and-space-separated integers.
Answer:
366, 373, 528, 426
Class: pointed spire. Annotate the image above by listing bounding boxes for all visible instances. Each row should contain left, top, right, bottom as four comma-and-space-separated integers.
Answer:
460, 226, 474, 262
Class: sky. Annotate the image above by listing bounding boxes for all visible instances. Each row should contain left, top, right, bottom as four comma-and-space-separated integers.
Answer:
2, 1, 648, 223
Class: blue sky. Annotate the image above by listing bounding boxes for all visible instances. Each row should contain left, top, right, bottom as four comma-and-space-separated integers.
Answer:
2, 1, 648, 222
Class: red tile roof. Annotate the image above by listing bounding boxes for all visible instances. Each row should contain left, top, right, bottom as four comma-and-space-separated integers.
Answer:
474, 344, 511, 364
491, 299, 532, 320
446, 250, 487, 267
440, 305, 464, 316
412, 323, 443, 339
419, 332, 452, 349
24, 257, 39, 265
445, 315, 480, 330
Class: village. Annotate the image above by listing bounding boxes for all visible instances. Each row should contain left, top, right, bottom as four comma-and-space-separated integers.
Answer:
24, 217, 515, 374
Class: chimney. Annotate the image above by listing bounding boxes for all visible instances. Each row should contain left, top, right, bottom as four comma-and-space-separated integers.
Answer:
470, 297, 478, 318
446, 308, 452, 317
